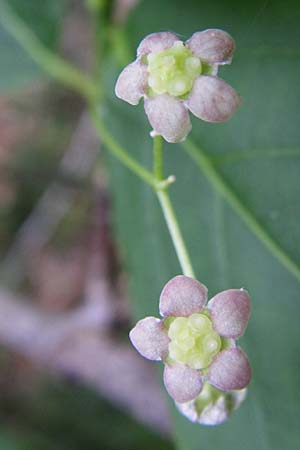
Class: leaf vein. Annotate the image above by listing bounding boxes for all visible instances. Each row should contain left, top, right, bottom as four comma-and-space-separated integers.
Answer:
183, 140, 300, 284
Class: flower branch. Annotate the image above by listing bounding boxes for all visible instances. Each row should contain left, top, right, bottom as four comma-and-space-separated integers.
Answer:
115, 29, 252, 426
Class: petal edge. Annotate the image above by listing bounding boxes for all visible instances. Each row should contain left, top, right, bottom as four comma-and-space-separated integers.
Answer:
115, 60, 148, 105
159, 275, 207, 317
186, 75, 241, 122
129, 316, 169, 361
137, 32, 179, 57
164, 363, 203, 403
208, 348, 252, 391
144, 94, 191, 143
187, 29, 235, 64
208, 288, 251, 338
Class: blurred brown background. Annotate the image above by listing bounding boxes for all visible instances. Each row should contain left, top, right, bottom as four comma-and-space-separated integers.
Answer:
0, 1, 173, 449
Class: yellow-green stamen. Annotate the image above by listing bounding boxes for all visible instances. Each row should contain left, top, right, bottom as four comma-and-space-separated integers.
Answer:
147, 41, 202, 97
167, 313, 221, 369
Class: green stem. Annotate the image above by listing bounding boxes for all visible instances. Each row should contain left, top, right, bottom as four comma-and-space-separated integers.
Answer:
183, 139, 300, 283
157, 190, 196, 278
153, 135, 163, 180
0, 0, 97, 102
153, 136, 196, 278
90, 108, 158, 189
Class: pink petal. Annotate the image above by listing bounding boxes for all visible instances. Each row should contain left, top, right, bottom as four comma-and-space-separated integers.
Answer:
208, 348, 252, 391
208, 289, 251, 338
163, 363, 203, 403
144, 94, 191, 143
115, 60, 148, 105
129, 316, 169, 361
186, 75, 241, 122
186, 29, 235, 64
137, 32, 179, 57
159, 275, 207, 317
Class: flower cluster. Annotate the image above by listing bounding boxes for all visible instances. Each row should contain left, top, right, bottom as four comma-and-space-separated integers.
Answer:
115, 29, 240, 143
129, 275, 251, 425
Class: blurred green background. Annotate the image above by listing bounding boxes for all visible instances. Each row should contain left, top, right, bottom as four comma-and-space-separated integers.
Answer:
0, 0, 300, 449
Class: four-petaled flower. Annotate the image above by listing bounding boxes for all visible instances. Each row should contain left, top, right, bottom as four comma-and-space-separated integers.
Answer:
115, 30, 241, 143
129, 275, 251, 423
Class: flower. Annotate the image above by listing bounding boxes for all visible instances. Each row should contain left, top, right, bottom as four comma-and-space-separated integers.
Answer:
115, 30, 241, 143
129, 275, 251, 424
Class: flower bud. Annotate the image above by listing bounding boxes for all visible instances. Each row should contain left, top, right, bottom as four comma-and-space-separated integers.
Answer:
176, 383, 247, 426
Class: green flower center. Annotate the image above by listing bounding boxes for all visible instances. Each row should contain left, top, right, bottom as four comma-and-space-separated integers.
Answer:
146, 41, 202, 97
167, 314, 221, 369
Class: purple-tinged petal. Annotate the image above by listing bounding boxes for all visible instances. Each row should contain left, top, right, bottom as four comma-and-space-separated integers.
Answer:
115, 60, 148, 105
186, 75, 241, 122
163, 363, 203, 403
159, 275, 208, 317
208, 348, 252, 391
137, 32, 179, 57
129, 316, 169, 361
144, 94, 191, 143
208, 289, 251, 338
186, 29, 235, 64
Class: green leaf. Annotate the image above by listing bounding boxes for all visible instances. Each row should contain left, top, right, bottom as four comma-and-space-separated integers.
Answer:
103, 0, 300, 449
0, 0, 67, 91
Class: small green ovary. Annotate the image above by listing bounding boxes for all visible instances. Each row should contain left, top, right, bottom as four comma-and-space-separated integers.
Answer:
167, 314, 221, 369
194, 383, 222, 412
147, 41, 202, 97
